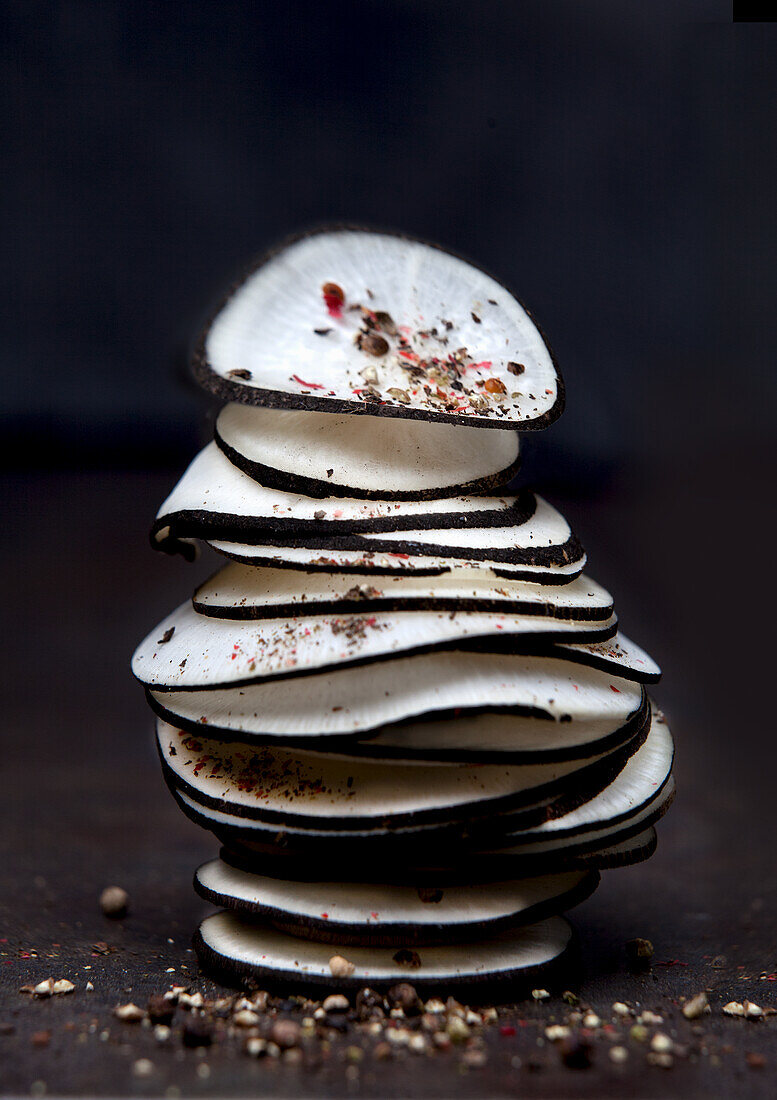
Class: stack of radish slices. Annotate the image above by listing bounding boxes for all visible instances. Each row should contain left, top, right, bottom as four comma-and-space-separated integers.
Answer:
132, 229, 673, 992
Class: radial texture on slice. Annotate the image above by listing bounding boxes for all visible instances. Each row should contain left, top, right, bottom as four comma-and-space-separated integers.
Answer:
157, 720, 635, 831
152, 443, 527, 555
133, 601, 617, 692
194, 228, 563, 430
215, 404, 521, 500
147, 650, 644, 750
194, 859, 596, 945
193, 564, 612, 621
195, 911, 573, 990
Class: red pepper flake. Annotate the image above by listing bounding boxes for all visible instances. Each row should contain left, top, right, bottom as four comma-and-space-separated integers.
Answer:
291, 374, 325, 390
370, 912, 379, 920
472, 360, 493, 370
388, 553, 410, 559
610, 685, 621, 693
500, 1025, 516, 1037
321, 913, 329, 920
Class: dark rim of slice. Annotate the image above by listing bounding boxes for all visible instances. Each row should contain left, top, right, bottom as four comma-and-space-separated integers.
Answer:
209, 541, 586, 586
147, 685, 647, 765
199, 530, 585, 567
158, 719, 646, 834
144, 616, 618, 694
458, 634, 657, 684
495, 740, 675, 848
151, 490, 538, 557
191, 224, 565, 432
207, 548, 450, 577
191, 571, 613, 624
307, 692, 650, 766
191, 862, 599, 947
192, 915, 575, 993
575, 827, 658, 869
214, 426, 523, 502
548, 643, 661, 684
214, 784, 671, 886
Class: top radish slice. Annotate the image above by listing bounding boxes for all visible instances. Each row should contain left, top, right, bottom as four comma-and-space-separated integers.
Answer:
193, 228, 563, 429
215, 405, 521, 500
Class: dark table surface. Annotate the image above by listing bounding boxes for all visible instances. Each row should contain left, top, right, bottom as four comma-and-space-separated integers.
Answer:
2, 454, 776, 1098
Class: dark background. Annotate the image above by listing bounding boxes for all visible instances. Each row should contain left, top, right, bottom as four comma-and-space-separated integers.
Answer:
4, 3, 777, 1097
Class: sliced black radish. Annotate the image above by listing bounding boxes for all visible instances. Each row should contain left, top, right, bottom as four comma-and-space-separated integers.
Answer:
497, 711, 674, 845
193, 859, 597, 946
147, 650, 644, 754
555, 634, 661, 683
194, 910, 573, 990
210, 537, 587, 584
157, 719, 637, 833
200, 496, 585, 580
151, 443, 528, 556
208, 541, 450, 575
132, 601, 617, 692
486, 780, 674, 865
215, 404, 521, 501
193, 227, 563, 430
192, 564, 613, 622
573, 827, 658, 869
331, 698, 649, 766
208, 783, 671, 885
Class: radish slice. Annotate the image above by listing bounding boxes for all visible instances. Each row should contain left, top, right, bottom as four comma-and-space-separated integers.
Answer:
194, 858, 595, 945
194, 228, 562, 430
215, 404, 521, 500
194, 910, 573, 988
133, 600, 617, 691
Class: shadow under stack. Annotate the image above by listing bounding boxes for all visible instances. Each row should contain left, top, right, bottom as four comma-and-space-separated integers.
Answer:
132, 229, 673, 992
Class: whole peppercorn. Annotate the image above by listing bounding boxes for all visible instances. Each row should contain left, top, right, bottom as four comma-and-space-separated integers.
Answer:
355, 987, 386, 1020
360, 333, 389, 357
387, 983, 423, 1017
329, 955, 355, 978
626, 938, 654, 969
182, 1014, 213, 1048
99, 886, 129, 918
560, 1034, 593, 1069
146, 994, 175, 1025
271, 1019, 301, 1049
321, 282, 344, 306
